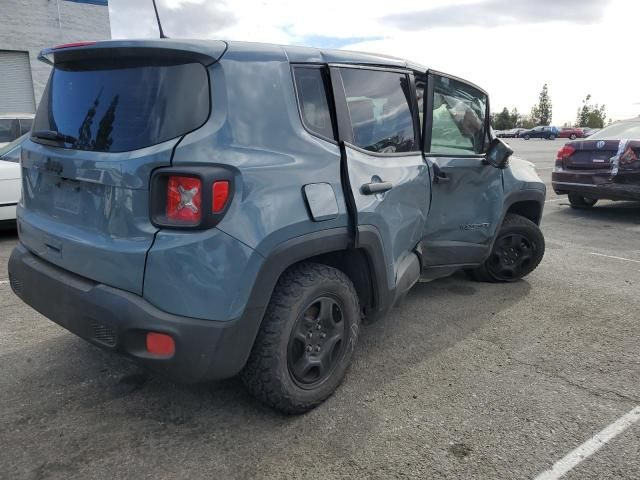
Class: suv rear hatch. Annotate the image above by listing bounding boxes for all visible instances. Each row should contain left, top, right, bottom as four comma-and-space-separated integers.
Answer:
19, 41, 224, 294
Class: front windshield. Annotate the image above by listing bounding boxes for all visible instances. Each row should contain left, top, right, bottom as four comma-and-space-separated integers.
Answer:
588, 121, 640, 140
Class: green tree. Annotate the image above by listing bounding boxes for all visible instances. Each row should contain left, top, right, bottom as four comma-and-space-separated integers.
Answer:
510, 107, 521, 128
519, 115, 536, 129
491, 107, 522, 130
492, 107, 513, 130
575, 95, 607, 128
531, 84, 552, 126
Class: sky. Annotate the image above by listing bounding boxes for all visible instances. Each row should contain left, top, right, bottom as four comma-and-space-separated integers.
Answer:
108, 0, 639, 126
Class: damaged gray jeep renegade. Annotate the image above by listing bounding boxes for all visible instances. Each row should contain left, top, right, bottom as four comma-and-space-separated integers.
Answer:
9, 40, 546, 413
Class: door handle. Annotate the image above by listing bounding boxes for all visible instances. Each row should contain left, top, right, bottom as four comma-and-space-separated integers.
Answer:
434, 172, 450, 184
361, 181, 393, 195
432, 163, 450, 184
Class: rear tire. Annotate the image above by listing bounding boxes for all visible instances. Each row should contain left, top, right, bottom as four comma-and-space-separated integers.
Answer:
548, 134, 556, 140
570, 134, 577, 140
468, 214, 545, 282
241, 262, 360, 414
568, 194, 598, 208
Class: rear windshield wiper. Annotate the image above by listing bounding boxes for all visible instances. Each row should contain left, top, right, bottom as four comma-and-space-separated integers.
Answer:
32, 130, 77, 144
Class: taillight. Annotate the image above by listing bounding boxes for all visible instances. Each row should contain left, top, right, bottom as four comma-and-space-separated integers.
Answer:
212, 181, 230, 213
150, 167, 234, 229
167, 176, 202, 223
556, 144, 575, 167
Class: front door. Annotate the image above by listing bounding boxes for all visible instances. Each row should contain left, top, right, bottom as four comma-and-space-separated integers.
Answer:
330, 66, 431, 285
419, 71, 504, 267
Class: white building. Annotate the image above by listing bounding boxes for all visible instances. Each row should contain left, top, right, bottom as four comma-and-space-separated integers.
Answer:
0, 0, 111, 116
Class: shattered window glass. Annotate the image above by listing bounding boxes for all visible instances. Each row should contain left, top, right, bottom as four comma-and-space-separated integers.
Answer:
429, 76, 487, 155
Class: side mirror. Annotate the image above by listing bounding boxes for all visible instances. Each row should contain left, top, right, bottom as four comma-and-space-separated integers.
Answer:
486, 137, 513, 168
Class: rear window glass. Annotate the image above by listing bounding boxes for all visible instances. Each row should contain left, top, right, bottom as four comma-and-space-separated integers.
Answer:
588, 121, 640, 140
293, 66, 335, 141
33, 60, 209, 153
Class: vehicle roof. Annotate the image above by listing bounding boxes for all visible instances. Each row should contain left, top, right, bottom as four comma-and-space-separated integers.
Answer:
247, 41, 429, 71
47, 38, 429, 72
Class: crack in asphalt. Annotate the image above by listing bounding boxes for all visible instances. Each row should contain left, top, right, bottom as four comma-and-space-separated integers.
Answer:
506, 356, 639, 405
471, 337, 640, 405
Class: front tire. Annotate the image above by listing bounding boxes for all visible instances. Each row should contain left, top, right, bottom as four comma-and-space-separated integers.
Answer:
523, 134, 530, 140
568, 194, 598, 208
468, 214, 545, 282
570, 134, 577, 140
241, 262, 360, 414
548, 134, 556, 140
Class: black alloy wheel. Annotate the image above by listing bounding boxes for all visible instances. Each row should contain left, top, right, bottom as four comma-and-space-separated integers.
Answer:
467, 214, 545, 283
241, 262, 360, 414
287, 296, 346, 388
487, 232, 537, 281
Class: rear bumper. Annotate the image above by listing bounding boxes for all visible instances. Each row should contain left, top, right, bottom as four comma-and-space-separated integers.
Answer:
8, 244, 263, 383
552, 170, 640, 201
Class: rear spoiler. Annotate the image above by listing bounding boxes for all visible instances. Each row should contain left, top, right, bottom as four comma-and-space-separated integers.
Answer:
38, 39, 228, 67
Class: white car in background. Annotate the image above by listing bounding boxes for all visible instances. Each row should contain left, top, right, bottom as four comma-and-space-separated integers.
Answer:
0, 114, 33, 148
0, 133, 26, 226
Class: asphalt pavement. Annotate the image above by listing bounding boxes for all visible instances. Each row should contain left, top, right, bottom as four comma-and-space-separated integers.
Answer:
1, 138, 639, 479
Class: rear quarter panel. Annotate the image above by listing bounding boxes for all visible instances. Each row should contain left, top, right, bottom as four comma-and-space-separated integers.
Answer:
144, 45, 349, 321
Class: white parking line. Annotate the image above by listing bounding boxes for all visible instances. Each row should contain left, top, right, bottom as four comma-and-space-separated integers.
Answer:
589, 252, 640, 264
0, 280, 9, 285
534, 406, 640, 480
545, 199, 563, 203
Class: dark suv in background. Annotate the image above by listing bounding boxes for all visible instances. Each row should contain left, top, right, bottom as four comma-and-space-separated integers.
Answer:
9, 40, 546, 413
521, 126, 559, 140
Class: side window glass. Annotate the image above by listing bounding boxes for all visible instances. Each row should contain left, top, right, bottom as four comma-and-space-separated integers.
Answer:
429, 75, 487, 155
341, 68, 417, 154
293, 67, 335, 141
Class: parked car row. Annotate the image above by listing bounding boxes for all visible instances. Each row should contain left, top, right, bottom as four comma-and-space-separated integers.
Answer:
495, 128, 527, 138
495, 126, 602, 140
